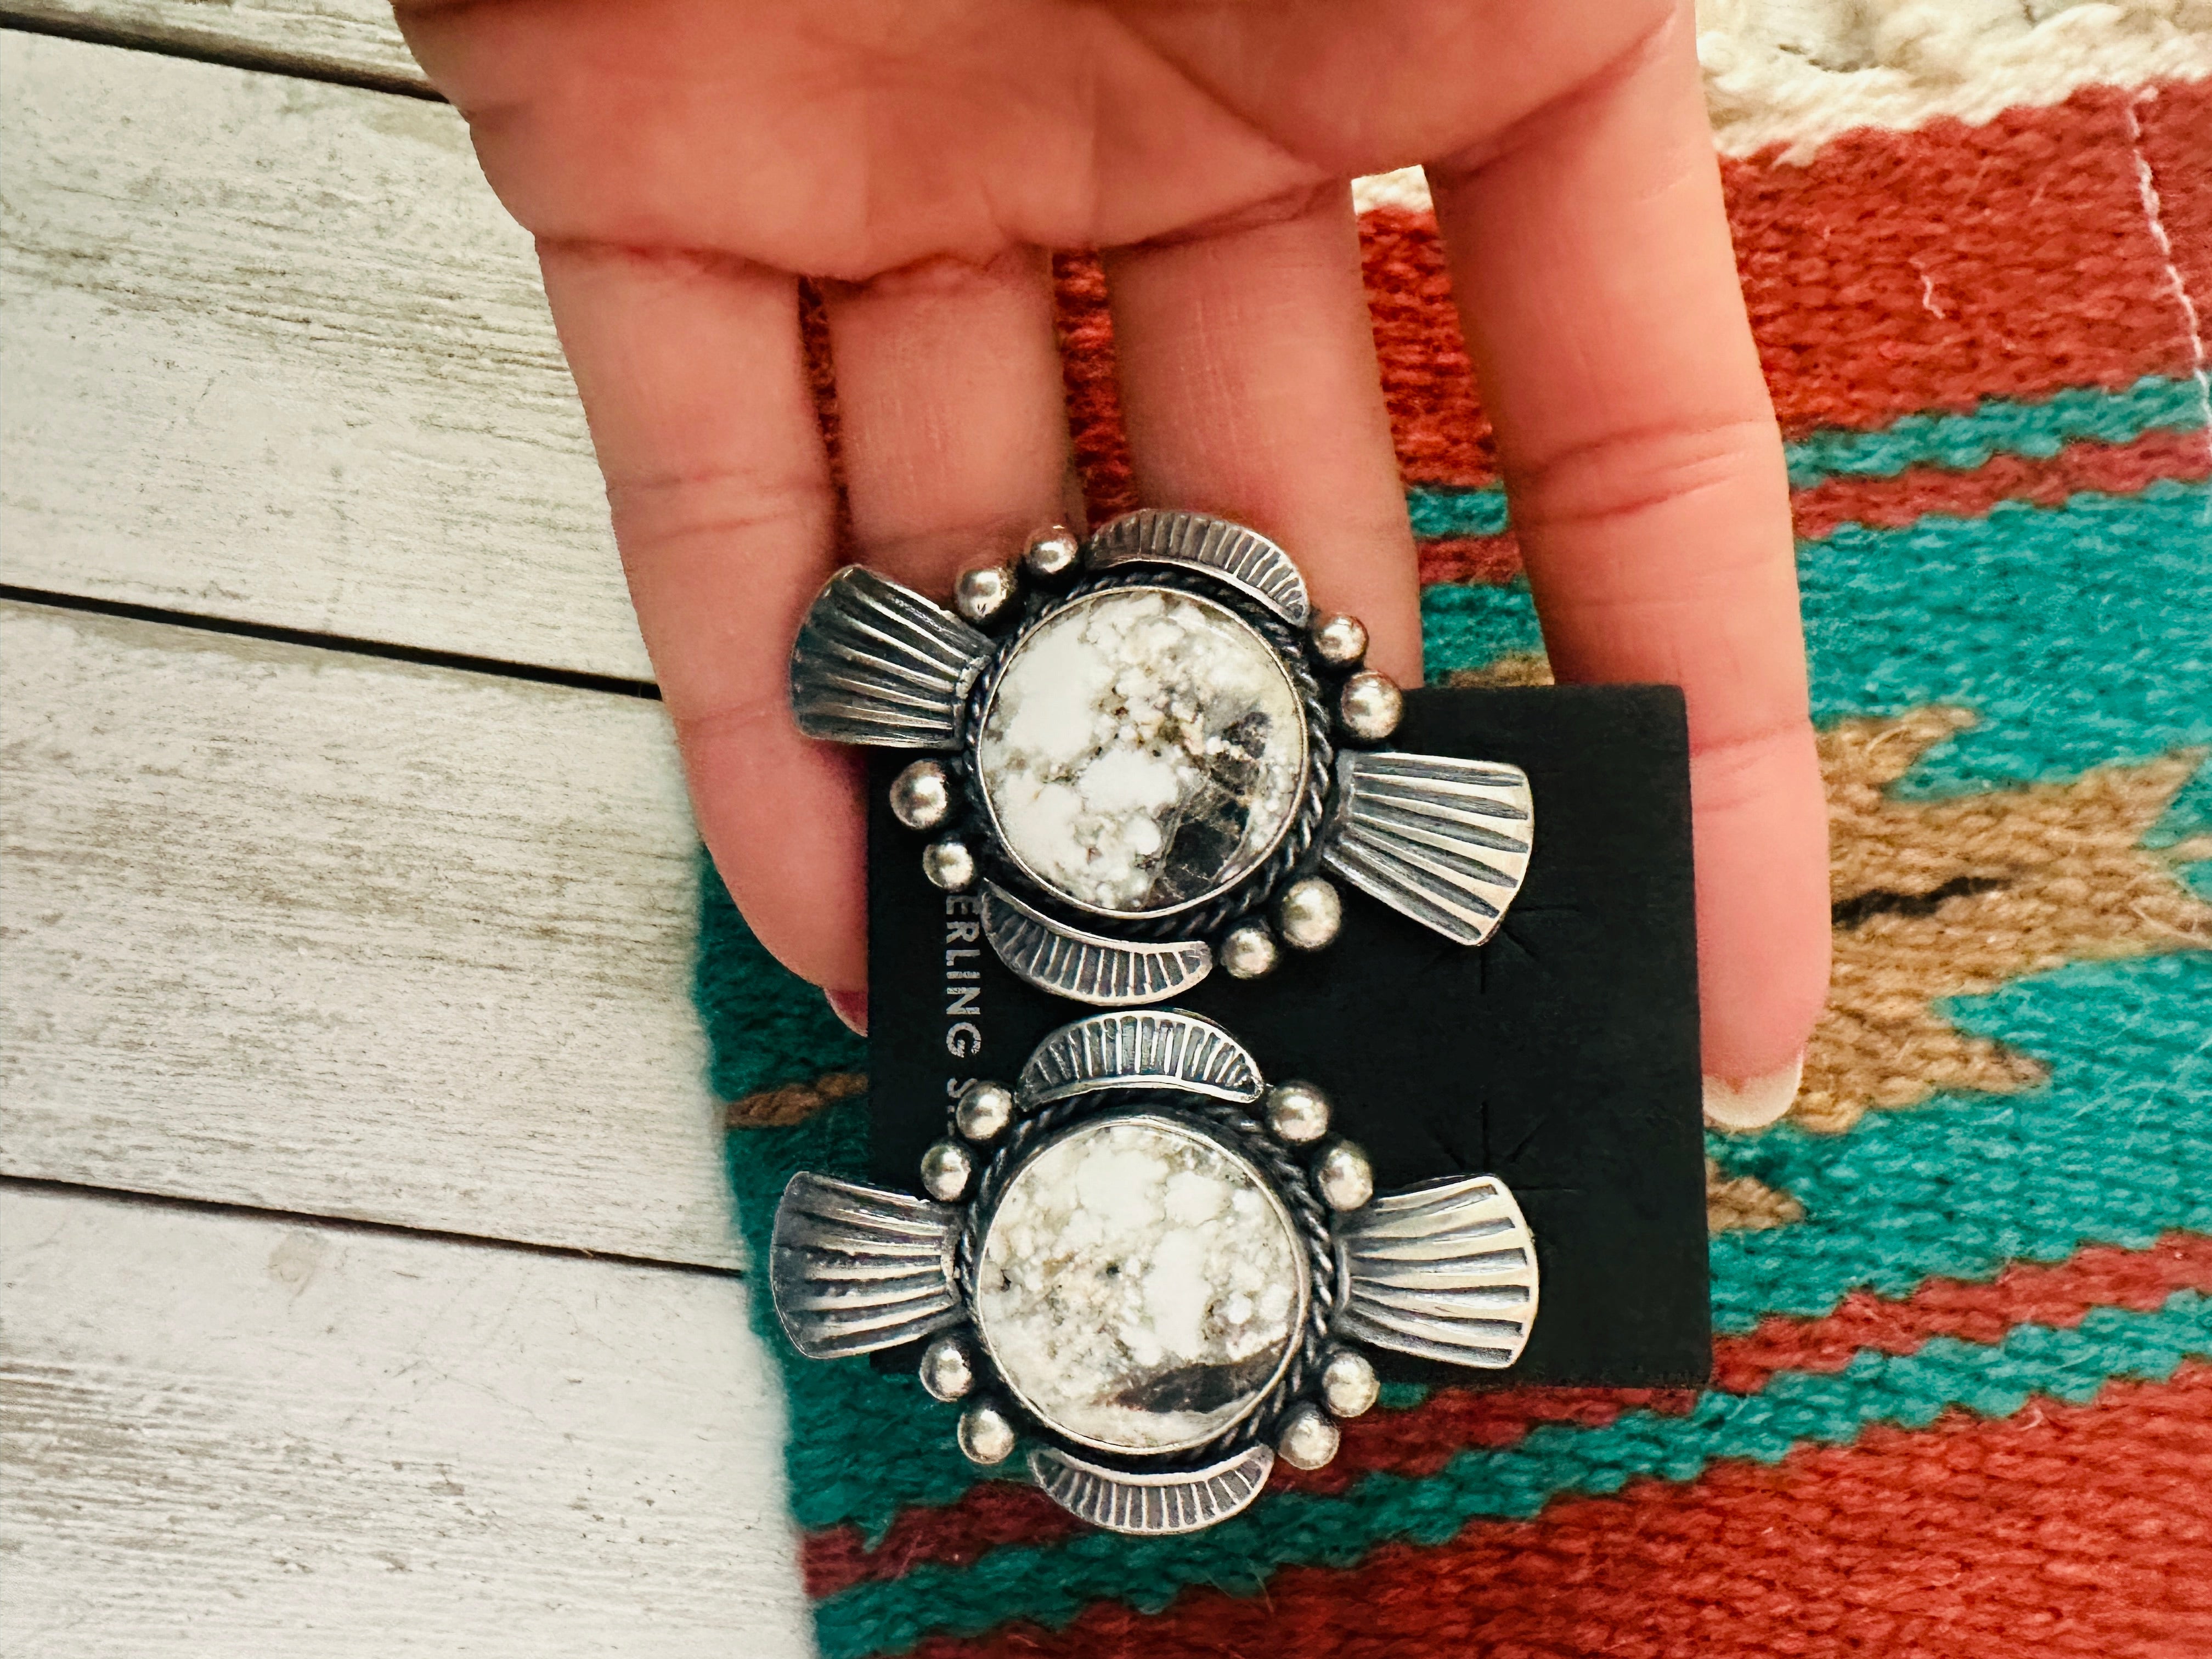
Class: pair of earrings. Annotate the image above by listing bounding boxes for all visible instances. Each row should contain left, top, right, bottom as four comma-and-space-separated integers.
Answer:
768, 512, 1540, 1535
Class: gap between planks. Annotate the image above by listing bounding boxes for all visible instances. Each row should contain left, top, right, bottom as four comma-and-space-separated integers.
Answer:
1, 1182, 812, 1658
0, 598, 743, 1271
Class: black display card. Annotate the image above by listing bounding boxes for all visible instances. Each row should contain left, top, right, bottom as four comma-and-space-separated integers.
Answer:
866, 684, 1711, 1388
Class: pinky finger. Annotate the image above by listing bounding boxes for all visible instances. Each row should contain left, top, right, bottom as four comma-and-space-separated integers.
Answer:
537, 240, 866, 998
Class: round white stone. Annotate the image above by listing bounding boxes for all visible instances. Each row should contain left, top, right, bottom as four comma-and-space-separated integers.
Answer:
972, 1116, 1307, 1455
974, 588, 1307, 917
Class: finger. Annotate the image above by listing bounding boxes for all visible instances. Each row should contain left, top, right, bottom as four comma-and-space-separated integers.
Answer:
821, 246, 1079, 592
1102, 183, 1423, 683
536, 241, 865, 996
1424, 11, 1830, 1101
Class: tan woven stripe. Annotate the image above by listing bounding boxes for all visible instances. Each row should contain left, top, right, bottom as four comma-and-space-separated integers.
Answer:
727, 1071, 867, 1129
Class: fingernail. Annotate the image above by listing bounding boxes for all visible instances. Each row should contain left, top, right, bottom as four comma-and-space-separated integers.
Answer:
825, 988, 868, 1037
1702, 1052, 1804, 1131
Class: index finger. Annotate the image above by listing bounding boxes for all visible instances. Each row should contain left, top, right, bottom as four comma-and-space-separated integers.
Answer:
1423, 8, 1830, 1107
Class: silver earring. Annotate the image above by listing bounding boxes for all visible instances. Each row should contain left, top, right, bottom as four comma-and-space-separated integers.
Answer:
768, 1008, 1538, 1536
788, 511, 1534, 1007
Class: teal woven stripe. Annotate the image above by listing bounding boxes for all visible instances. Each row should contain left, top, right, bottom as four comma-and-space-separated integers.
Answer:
811, 1295, 2212, 1657
1407, 484, 1510, 540
1781, 374, 2205, 489
1709, 951, 2212, 1334
1400, 375, 2205, 537
1423, 483, 2212, 799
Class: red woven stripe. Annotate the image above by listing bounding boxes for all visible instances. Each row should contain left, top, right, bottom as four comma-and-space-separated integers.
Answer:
800, 1234, 2212, 1599
914, 1363, 2212, 1659
1790, 425, 2210, 539
1415, 531, 1521, 585
1054, 84, 2205, 505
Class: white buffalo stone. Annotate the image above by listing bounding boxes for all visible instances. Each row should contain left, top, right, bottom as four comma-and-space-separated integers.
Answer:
973, 1116, 1306, 1454
975, 588, 1305, 915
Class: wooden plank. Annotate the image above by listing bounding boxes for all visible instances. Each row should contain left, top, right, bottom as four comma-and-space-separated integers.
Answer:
0, 30, 648, 682
0, 600, 744, 1269
0, 1185, 811, 1656
5, 0, 429, 91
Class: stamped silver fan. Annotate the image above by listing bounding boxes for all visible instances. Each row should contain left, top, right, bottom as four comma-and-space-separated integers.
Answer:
768, 1009, 1539, 1537
787, 511, 1534, 1006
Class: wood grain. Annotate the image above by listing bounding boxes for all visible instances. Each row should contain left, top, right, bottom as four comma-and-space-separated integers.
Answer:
0, 600, 743, 1268
0, 1184, 811, 1656
0, 30, 648, 681
4, 0, 427, 89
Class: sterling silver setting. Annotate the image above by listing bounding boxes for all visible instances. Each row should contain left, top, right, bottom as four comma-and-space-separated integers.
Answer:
768, 1009, 1539, 1536
788, 510, 1536, 1006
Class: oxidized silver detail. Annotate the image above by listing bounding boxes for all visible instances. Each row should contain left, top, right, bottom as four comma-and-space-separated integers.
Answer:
1313, 1140, 1375, 1212
1274, 1402, 1341, 1470
919, 1333, 977, 1402
1263, 1081, 1331, 1146
789, 566, 991, 748
1218, 923, 1279, 980
1309, 612, 1368, 668
955, 562, 1021, 627
958, 1403, 1018, 1465
955, 1080, 1017, 1143
889, 759, 953, 832
922, 839, 977, 893
1322, 751, 1534, 947
768, 1173, 962, 1359
979, 882, 1214, 1005
1084, 510, 1312, 625
1029, 1444, 1275, 1537
1319, 1347, 1379, 1418
1338, 669, 1404, 743
1276, 876, 1343, 952
1017, 1008, 1265, 1106
919, 1139, 974, 1201
1023, 526, 1083, 580
1336, 1175, 1539, 1369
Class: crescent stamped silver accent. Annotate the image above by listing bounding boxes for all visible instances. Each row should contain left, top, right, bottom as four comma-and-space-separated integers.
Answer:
1082, 509, 1312, 626
768, 1173, 964, 1359
1017, 1009, 1266, 1107
1321, 751, 1535, 947
789, 565, 993, 748
979, 882, 1215, 1005
1028, 1444, 1276, 1536
1335, 1175, 1540, 1369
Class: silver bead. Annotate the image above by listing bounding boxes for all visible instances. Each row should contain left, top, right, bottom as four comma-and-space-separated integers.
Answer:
1218, 923, 1279, 980
1339, 670, 1403, 742
1022, 526, 1082, 581
919, 1334, 976, 1402
953, 562, 1020, 627
889, 759, 953, 832
1276, 1403, 1340, 1471
1265, 1081, 1331, 1146
1276, 876, 1342, 952
1320, 1348, 1379, 1419
1313, 1139, 1374, 1211
919, 1139, 974, 1201
922, 838, 976, 892
955, 1080, 1016, 1142
1310, 612, 1369, 669
957, 1403, 1017, 1465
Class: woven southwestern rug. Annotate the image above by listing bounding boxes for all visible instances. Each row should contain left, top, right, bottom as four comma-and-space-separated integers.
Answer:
696, 6, 2212, 1655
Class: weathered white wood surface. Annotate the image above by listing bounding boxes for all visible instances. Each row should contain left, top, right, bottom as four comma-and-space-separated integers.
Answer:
0, 31, 647, 682
0, 600, 743, 1269
0, 1185, 812, 1657
5, 0, 429, 89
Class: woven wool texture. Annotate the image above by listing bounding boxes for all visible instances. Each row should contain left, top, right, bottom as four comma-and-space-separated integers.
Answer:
696, 10, 2212, 1656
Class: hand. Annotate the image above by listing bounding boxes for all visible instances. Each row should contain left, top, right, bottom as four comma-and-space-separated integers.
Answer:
397, 0, 1830, 1115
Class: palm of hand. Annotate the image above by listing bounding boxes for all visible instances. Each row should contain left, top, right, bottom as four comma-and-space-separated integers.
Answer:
402, 0, 1656, 275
